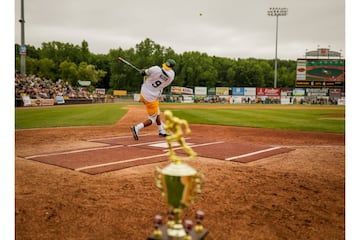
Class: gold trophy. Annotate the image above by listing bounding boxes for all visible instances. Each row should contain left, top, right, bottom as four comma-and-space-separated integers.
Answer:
153, 110, 205, 239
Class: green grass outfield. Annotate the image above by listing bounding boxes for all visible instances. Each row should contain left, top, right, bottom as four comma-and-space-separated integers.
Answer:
15, 104, 128, 129
15, 103, 345, 134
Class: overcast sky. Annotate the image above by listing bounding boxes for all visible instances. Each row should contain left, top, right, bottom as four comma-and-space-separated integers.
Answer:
14, 0, 345, 60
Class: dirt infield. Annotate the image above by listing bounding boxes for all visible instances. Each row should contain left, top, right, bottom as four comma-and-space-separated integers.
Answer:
15, 105, 345, 240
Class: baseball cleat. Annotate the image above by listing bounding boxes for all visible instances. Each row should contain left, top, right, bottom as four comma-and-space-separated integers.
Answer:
159, 132, 170, 137
130, 126, 139, 140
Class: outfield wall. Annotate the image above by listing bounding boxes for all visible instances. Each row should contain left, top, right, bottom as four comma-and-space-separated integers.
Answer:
16, 86, 345, 107
166, 86, 344, 105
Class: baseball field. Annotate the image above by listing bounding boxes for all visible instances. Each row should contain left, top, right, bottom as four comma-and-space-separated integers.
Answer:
15, 103, 345, 239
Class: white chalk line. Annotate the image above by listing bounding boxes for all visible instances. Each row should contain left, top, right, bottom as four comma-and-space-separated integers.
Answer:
77, 141, 225, 171
163, 141, 224, 152
225, 147, 282, 161
129, 137, 191, 147
24, 145, 124, 159
75, 153, 168, 171
87, 133, 151, 142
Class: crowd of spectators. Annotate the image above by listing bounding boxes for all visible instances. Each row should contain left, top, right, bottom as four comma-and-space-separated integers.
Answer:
15, 74, 92, 100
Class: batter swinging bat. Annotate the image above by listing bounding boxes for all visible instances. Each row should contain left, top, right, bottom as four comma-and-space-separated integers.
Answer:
117, 57, 142, 73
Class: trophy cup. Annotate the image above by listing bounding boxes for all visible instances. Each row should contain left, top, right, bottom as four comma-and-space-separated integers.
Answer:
150, 110, 208, 240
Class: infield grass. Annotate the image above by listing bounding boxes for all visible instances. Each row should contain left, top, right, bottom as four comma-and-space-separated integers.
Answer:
15, 103, 345, 134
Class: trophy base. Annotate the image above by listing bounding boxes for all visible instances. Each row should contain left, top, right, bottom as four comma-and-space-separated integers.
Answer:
167, 223, 186, 238
147, 224, 209, 240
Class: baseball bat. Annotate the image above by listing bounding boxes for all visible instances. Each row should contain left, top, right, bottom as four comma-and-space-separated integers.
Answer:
117, 57, 142, 73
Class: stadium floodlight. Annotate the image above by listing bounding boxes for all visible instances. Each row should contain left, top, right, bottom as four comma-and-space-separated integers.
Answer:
19, 0, 26, 76
267, 7, 288, 88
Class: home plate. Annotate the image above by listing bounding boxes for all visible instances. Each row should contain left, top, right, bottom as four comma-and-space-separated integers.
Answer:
149, 142, 191, 148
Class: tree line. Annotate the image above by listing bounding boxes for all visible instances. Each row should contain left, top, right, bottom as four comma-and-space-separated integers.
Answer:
15, 38, 297, 94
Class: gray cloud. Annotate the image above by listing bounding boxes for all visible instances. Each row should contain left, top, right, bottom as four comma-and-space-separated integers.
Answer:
15, 0, 345, 60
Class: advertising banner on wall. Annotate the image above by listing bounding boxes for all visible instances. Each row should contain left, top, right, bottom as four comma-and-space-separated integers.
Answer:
95, 88, 106, 95
171, 86, 182, 94
22, 95, 31, 106
231, 87, 244, 96
256, 88, 280, 96
306, 88, 328, 96
281, 88, 293, 96
182, 87, 194, 95
208, 87, 216, 95
55, 96, 65, 104
329, 89, 342, 98
244, 87, 256, 96
40, 99, 55, 106
171, 86, 194, 95
113, 90, 127, 96
194, 86, 207, 95
216, 87, 230, 96
293, 88, 305, 96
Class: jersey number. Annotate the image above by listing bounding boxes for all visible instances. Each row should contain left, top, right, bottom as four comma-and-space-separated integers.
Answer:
152, 80, 162, 88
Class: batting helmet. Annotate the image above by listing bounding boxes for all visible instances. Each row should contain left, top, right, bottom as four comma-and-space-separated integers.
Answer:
165, 59, 176, 68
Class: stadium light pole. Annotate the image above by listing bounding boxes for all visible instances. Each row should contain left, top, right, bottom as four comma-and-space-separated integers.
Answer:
19, 0, 26, 76
267, 7, 288, 88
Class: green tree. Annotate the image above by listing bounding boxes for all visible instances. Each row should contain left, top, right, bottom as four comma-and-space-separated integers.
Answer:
89, 53, 111, 88
235, 59, 264, 87
177, 51, 218, 88
77, 62, 107, 86
39, 41, 90, 65
258, 60, 274, 87
37, 58, 56, 80
59, 60, 78, 85
15, 38, 298, 90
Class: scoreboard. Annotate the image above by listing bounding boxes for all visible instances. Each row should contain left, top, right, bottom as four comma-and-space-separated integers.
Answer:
296, 58, 345, 88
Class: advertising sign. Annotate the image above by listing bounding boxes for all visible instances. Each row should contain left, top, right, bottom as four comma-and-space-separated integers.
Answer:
113, 90, 127, 96
95, 88, 106, 95
231, 87, 244, 96
208, 87, 216, 95
293, 88, 305, 96
296, 60, 307, 80
216, 87, 230, 96
19, 45, 26, 56
194, 87, 207, 96
244, 87, 256, 96
256, 88, 280, 96
171, 86, 193, 95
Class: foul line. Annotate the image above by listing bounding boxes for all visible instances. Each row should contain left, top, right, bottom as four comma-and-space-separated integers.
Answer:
74, 153, 168, 171
24, 145, 124, 159
225, 146, 281, 161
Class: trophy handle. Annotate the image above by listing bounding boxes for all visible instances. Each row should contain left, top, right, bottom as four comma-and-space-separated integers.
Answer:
191, 172, 205, 203
154, 167, 164, 196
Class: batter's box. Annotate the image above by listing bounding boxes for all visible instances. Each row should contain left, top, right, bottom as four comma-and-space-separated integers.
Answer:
87, 134, 175, 146
165, 142, 293, 163
129, 139, 292, 163
130, 137, 206, 151
22, 146, 169, 175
